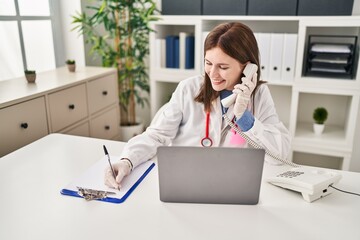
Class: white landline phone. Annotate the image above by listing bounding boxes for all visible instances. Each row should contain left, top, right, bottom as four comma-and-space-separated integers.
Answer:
221, 63, 342, 203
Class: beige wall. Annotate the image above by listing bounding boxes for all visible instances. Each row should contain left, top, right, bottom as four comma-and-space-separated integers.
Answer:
59, 0, 85, 67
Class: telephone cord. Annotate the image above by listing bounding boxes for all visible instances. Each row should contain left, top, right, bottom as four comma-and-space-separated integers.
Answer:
224, 114, 360, 198
223, 114, 299, 167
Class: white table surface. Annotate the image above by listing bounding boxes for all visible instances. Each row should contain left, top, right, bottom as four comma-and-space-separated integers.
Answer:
0, 133, 359, 240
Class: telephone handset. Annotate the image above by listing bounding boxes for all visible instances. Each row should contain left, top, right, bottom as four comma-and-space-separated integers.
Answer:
221, 63, 342, 202
221, 63, 258, 108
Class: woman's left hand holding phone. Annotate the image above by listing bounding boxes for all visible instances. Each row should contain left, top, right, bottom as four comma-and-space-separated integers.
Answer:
233, 72, 258, 119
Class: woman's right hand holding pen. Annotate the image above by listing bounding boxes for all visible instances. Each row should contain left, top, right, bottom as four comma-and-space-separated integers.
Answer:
104, 160, 132, 189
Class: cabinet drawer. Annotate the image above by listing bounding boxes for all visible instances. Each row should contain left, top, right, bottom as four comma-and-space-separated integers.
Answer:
64, 121, 90, 137
90, 107, 119, 139
0, 97, 48, 156
48, 84, 88, 132
88, 74, 118, 114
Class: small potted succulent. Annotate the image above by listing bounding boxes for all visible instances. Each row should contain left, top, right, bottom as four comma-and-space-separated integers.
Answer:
313, 107, 328, 135
24, 69, 36, 83
65, 59, 76, 72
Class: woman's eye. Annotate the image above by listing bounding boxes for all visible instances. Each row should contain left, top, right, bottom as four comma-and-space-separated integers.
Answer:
219, 66, 228, 70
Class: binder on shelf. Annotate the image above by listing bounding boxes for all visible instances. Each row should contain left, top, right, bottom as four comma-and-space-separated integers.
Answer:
165, 35, 179, 68
185, 35, 195, 69
200, 31, 210, 73
174, 37, 180, 68
305, 35, 357, 79
155, 38, 166, 68
61, 156, 155, 204
281, 33, 298, 82
179, 32, 188, 69
269, 33, 284, 81
255, 33, 271, 81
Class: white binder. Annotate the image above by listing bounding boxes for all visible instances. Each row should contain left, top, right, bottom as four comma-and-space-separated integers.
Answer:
201, 31, 210, 73
179, 32, 189, 69
269, 33, 284, 82
255, 33, 271, 81
155, 38, 166, 68
281, 33, 298, 82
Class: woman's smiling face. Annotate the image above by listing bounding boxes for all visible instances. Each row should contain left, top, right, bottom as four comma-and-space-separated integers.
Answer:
204, 46, 244, 91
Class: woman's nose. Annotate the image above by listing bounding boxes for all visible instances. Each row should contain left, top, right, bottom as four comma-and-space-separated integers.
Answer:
208, 66, 219, 78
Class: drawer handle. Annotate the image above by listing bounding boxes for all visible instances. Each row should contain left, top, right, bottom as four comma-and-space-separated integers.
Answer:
102, 90, 108, 96
68, 104, 75, 110
105, 125, 110, 130
20, 122, 28, 129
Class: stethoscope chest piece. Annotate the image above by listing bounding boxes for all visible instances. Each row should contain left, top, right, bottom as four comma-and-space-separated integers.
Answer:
201, 137, 213, 147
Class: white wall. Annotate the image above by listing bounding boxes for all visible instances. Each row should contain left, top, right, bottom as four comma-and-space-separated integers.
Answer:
59, 0, 85, 67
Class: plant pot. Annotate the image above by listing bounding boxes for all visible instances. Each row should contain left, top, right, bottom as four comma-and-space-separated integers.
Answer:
313, 123, 325, 136
119, 122, 144, 142
25, 73, 36, 83
67, 64, 76, 72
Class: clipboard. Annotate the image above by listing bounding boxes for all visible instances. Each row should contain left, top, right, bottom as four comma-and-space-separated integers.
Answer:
61, 156, 155, 203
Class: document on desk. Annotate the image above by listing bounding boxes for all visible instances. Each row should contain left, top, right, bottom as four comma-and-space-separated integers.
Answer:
61, 156, 155, 203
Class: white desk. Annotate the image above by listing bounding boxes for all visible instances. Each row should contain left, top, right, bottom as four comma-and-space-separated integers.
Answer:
1, 134, 359, 240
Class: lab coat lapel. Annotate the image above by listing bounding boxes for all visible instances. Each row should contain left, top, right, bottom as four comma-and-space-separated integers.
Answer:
210, 98, 235, 145
219, 101, 235, 146
224, 104, 235, 128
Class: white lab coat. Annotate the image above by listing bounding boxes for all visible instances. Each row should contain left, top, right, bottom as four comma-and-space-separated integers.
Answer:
121, 75, 291, 168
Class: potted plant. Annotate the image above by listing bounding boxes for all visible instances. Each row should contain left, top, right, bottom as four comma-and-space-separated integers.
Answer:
313, 107, 328, 135
72, 0, 159, 141
24, 70, 36, 83
66, 59, 76, 72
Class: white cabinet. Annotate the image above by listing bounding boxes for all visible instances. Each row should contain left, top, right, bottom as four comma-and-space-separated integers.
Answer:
0, 67, 120, 157
65, 122, 90, 137
149, 15, 360, 170
87, 74, 118, 114
90, 106, 119, 139
48, 83, 88, 132
0, 97, 48, 156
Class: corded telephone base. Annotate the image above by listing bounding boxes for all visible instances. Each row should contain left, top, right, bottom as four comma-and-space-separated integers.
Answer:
301, 186, 333, 202
267, 166, 342, 202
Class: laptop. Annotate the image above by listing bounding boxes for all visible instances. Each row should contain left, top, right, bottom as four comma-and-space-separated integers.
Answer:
157, 146, 265, 205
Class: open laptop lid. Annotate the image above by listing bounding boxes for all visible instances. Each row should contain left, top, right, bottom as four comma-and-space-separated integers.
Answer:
157, 146, 265, 205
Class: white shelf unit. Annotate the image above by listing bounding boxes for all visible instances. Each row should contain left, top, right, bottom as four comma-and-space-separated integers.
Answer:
149, 17, 202, 116
149, 16, 360, 170
290, 17, 360, 170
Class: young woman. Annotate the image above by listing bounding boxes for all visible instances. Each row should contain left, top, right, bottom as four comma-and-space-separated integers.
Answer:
105, 22, 291, 189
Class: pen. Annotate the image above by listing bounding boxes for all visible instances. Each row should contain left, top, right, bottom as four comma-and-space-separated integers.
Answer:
103, 145, 120, 190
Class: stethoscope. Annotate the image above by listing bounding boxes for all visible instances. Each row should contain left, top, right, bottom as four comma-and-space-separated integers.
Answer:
201, 105, 233, 147
201, 111, 213, 147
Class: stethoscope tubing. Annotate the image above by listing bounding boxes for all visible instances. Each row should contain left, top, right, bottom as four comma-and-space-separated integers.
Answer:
201, 111, 213, 147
